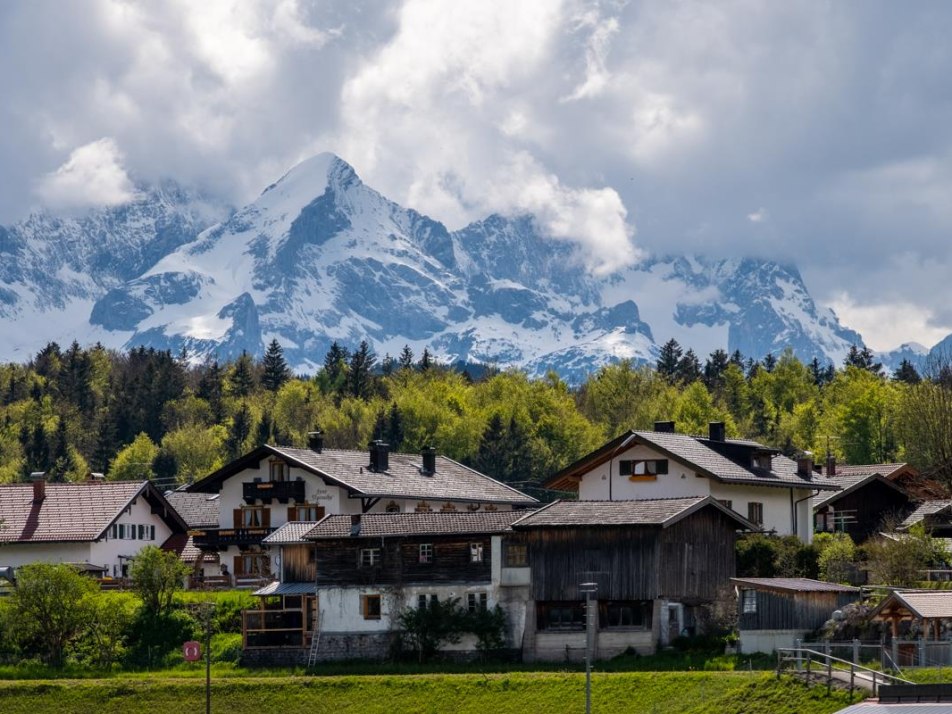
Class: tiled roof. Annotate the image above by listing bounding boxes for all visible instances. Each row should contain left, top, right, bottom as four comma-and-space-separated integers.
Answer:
511, 496, 756, 530
812, 472, 908, 509
730, 577, 860, 593
165, 491, 220, 528
545, 429, 837, 492
254, 581, 316, 596
161, 533, 219, 564
900, 500, 952, 529
0, 480, 175, 543
830, 463, 909, 478
191, 445, 537, 506
263, 521, 322, 545
305, 510, 531, 539
875, 591, 952, 620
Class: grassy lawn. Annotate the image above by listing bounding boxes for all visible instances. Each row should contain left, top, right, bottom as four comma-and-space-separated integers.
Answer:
0, 672, 856, 714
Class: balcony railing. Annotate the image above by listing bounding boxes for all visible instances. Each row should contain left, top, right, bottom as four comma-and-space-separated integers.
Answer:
191, 527, 275, 549
242, 608, 309, 649
243, 479, 306, 504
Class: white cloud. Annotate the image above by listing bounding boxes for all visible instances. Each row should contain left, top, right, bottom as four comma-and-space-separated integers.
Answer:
35, 138, 136, 211
827, 293, 952, 353
747, 208, 767, 223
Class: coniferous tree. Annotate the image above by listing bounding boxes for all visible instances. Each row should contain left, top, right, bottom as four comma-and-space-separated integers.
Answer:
372, 408, 388, 441
475, 413, 508, 481
321, 341, 350, 395
398, 345, 415, 371
227, 403, 253, 458
844, 345, 883, 375
762, 352, 777, 372
656, 339, 683, 383
229, 351, 256, 397
703, 349, 730, 393
261, 339, 291, 392
152, 449, 178, 486
387, 402, 405, 451
675, 349, 702, 385
893, 359, 921, 385
729, 350, 745, 368
255, 410, 275, 446
49, 417, 71, 482
198, 360, 225, 422
348, 341, 377, 400
92, 412, 117, 474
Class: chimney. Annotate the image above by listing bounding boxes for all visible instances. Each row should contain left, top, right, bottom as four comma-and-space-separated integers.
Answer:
654, 421, 675, 433
350, 514, 361, 536
307, 430, 324, 453
796, 453, 814, 479
369, 440, 389, 473
86, 472, 105, 483
708, 422, 726, 442
30, 472, 46, 503
421, 445, 437, 476
826, 453, 836, 477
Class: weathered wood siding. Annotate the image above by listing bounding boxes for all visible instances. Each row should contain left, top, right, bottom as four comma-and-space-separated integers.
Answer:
526, 505, 741, 602
281, 544, 316, 582
659, 508, 738, 603
817, 481, 910, 543
314, 536, 493, 586
738, 589, 857, 631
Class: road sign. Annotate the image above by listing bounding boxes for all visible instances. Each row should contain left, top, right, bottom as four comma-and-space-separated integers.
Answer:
183, 640, 202, 662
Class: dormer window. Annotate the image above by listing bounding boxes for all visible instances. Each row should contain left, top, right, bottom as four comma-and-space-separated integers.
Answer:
270, 460, 288, 482
753, 455, 772, 471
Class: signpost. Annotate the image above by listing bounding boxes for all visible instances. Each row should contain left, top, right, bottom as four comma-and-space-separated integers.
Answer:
580, 581, 598, 714
187, 602, 215, 714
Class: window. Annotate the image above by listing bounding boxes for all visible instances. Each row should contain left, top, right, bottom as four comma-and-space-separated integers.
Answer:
234, 553, 269, 576
747, 502, 764, 526
418, 543, 433, 564
718, 499, 733, 511
467, 592, 488, 612
599, 601, 653, 630
362, 594, 382, 620
289, 504, 325, 521
503, 542, 529, 568
619, 459, 669, 479
240, 507, 268, 528
538, 602, 586, 630
742, 589, 757, 614
269, 460, 288, 482
417, 593, 438, 609
360, 548, 381, 567
469, 543, 484, 563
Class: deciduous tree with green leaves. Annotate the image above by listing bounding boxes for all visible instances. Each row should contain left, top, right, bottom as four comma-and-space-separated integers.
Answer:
129, 545, 191, 615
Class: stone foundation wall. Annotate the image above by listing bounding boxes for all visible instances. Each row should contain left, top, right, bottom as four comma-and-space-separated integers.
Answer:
315, 631, 396, 662
240, 647, 309, 667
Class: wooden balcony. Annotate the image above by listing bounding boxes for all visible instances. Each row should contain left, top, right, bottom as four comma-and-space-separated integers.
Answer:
242, 601, 314, 649
243, 479, 306, 504
191, 527, 275, 550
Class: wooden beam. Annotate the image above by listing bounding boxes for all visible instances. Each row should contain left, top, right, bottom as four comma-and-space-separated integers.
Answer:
361, 497, 381, 513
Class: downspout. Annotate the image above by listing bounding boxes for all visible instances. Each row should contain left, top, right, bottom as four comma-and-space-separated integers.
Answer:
793, 490, 820, 540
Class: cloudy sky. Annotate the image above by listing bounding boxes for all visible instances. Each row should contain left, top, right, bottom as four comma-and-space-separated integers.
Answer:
1, 0, 951, 351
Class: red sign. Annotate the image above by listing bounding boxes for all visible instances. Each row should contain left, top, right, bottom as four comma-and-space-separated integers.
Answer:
183, 640, 202, 662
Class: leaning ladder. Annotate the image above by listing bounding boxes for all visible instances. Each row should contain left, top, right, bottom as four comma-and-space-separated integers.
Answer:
306, 611, 323, 669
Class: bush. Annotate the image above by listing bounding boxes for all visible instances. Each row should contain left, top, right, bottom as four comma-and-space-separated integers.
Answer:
124, 607, 198, 668
816, 533, 857, 583
210, 633, 242, 663
736, 534, 818, 578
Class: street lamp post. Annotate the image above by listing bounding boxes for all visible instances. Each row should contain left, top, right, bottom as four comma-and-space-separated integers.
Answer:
580, 581, 598, 714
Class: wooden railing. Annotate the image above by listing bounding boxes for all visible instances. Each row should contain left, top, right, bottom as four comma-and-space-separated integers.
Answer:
191, 527, 276, 549
776, 646, 912, 697
243, 479, 305, 504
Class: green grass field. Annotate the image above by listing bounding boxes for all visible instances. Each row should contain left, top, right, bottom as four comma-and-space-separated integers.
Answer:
0, 672, 856, 714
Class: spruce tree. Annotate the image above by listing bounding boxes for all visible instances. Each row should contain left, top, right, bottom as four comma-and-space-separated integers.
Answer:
227, 403, 253, 458
418, 348, 433, 372
198, 360, 225, 422
372, 408, 388, 441
675, 349, 702, 384
656, 339, 683, 382
893, 359, 921, 384
762, 352, 777, 372
49, 417, 71, 482
475, 413, 508, 480
398, 345, 414, 371
703, 349, 729, 392
261, 339, 291, 392
229, 351, 256, 397
321, 341, 350, 395
255, 410, 275, 446
387, 402, 405, 451
348, 341, 377, 400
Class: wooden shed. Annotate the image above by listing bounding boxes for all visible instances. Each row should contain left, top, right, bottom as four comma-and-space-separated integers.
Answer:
813, 473, 911, 543
732, 577, 860, 654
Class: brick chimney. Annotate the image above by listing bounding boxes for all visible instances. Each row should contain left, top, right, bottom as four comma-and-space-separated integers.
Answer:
796, 453, 814, 478
30, 472, 46, 503
708, 422, 726, 442
654, 421, 675, 433
307, 430, 324, 453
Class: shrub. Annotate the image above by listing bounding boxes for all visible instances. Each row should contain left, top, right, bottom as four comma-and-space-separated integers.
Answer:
125, 607, 197, 668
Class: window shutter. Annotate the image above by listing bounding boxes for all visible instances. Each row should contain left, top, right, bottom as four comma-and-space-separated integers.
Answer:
317, 506, 326, 519
656, 460, 669, 474
288, 506, 297, 521
233, 556, 244, 576
233, 508, 243, 528
261, 508, 271, 528
150, 525, 155, 540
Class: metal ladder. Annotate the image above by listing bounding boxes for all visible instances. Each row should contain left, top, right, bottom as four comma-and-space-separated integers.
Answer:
306, 610, 322, 669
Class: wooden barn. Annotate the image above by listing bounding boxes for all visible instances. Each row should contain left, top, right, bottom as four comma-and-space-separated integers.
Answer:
511, 496, 755, 661
812, 473, 912, 543
732, 577, 860, 654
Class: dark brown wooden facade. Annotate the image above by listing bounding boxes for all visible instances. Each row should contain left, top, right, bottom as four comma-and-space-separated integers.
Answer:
814, 479, 911, 543
281, 544, 316, 583
736, 586, 856, 632
523, 505, 740, 604
314, 535, 494, 587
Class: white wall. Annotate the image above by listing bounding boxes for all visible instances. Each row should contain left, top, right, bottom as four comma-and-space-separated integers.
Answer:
578, 444, 710, 501
91, 493, 176, 576
709, 483, 815, 542
0, 541, 92, 568
739, 629, 810, 655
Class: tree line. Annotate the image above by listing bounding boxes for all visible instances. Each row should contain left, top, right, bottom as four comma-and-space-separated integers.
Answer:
2, 337, 952, 493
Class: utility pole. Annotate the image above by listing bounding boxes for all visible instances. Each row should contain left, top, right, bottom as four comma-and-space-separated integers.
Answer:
580, 581, 598, 714
194, 601, 215, 714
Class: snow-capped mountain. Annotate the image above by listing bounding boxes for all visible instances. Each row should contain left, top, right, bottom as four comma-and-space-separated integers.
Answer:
0, 153, 867, 379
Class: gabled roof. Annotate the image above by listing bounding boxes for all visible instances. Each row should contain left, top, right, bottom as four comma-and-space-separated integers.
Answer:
510, 496, 757, 531
264, 521, 323, 545
872, 590, 952, 620
730, 577, 859, 594
0, 480, 187, 544
812, 472, 910, 510
189, 444, 536, 506
899, 500, 952, 530
305, 510, 530, 540
164, 491, 220, 528
545, 430, 837, 492
827, 463, 913, 479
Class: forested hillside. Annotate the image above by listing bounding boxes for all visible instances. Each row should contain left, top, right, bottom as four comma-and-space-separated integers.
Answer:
0, 337, 948, 495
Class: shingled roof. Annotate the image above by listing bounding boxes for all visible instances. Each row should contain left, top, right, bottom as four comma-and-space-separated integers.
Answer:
305, 510, 530, 539
0, 480, 186, 543
189, 444, 537, 506
264, 521, 323, 545
872, 590, 952, 620
812, 472, 909, 510
510, 496, 757, 530
731, 577, 860, 594
900, 500, 952, 530
164, 491, 220, 529
545, 429, 837, 492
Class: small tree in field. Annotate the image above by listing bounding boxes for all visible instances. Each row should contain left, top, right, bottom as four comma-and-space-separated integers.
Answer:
397, 597, 464, 662
9, 563, 95, 666
130, 545, 190, 614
